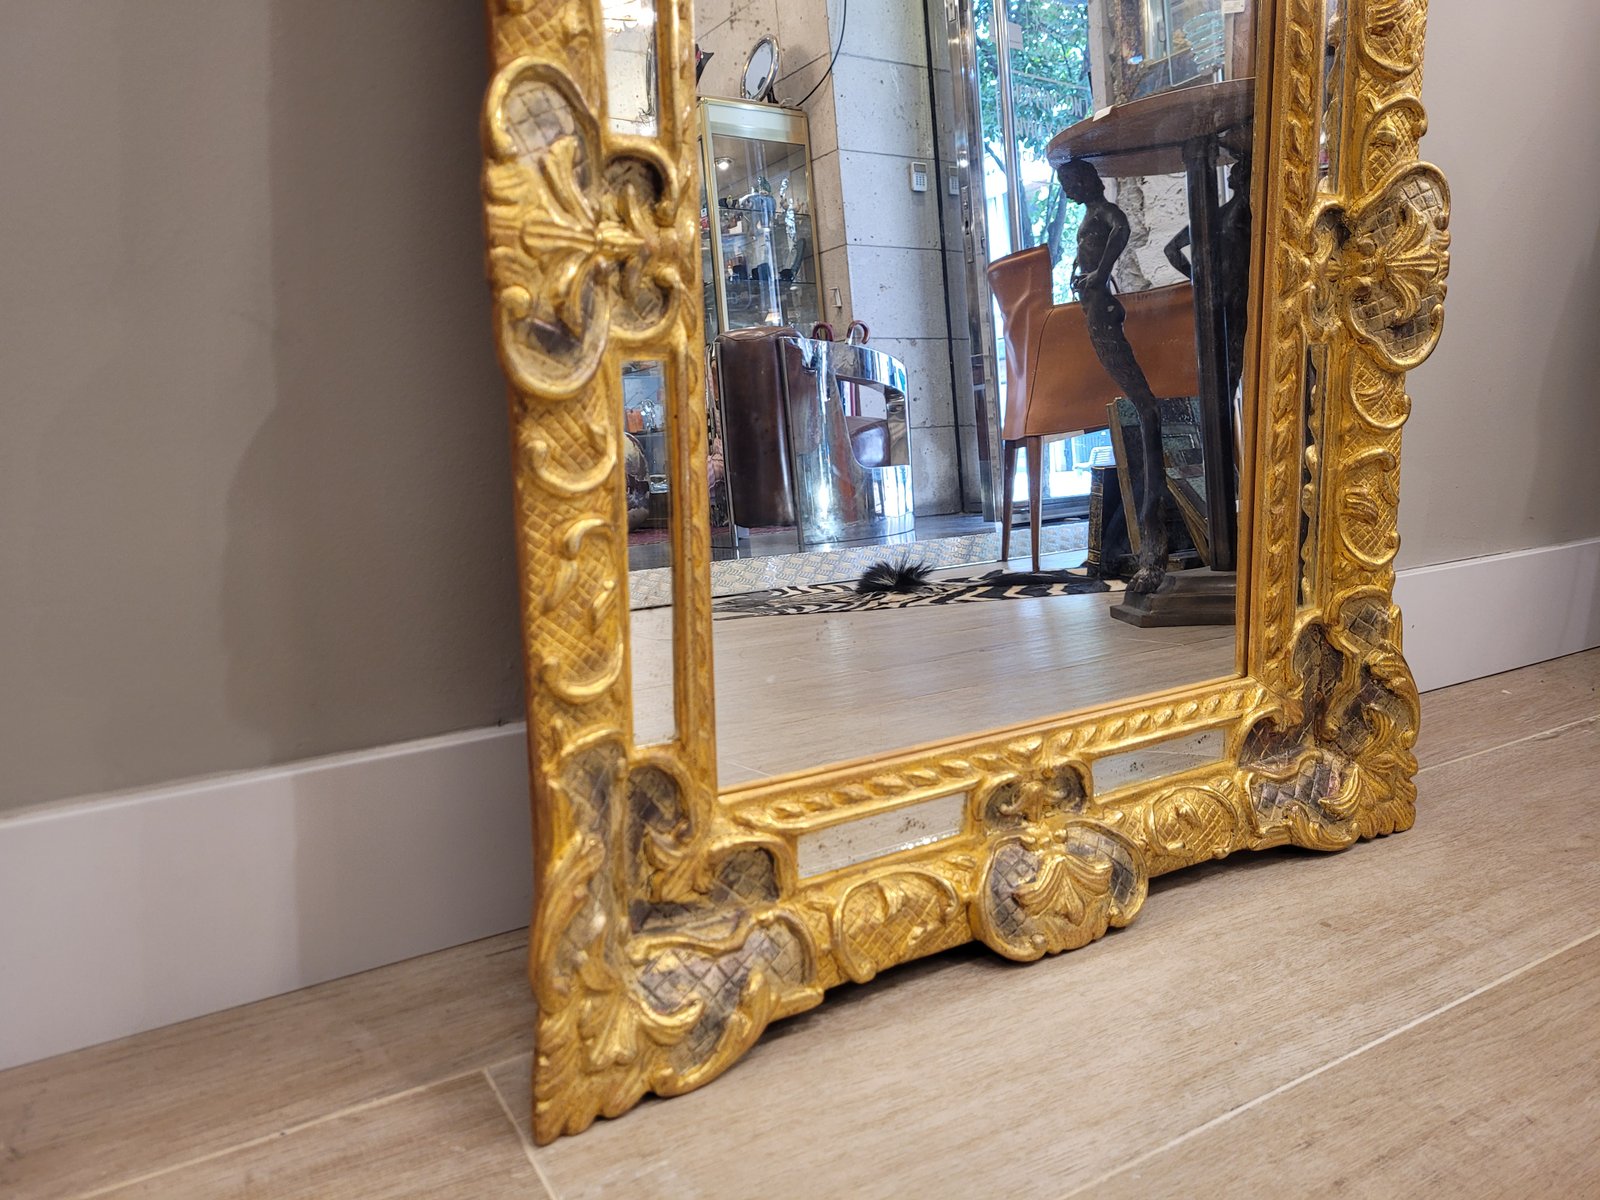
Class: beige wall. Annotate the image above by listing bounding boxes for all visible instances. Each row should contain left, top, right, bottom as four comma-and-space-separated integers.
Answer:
0, 3, 522, 811
1400, 1, 1600, 567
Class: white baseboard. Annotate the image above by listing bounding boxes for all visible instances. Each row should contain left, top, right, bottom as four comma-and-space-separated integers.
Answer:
0, 726, 532, 1071
1396, 536, 1600, 691
4, 537, 1596, 1071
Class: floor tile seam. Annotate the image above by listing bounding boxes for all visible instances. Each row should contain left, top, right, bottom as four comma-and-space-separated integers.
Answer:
486, 1050, 533, 1074
65, 1064, 490, 1200
1417, 712, 1598, 775
483, 1066, 560, 1199
1058, 924, 1600, 1198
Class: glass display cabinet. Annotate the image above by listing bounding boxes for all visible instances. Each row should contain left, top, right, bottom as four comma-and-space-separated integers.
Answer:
698, 98, 824, 338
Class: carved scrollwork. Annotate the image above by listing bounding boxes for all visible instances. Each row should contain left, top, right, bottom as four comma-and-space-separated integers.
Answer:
1139, 779, 1255, 873
631, 912, 817, 1086
1358, 96, 1428, 184
832, 872, 964, 984
1348, 353, 1410, 431
543, 516, 616, 626
540, 641, 624, 705
1334, 446, 1402, 569
966, 763, 1147, 960
1309, 163, 1451, 371
1354, 0, 1429, 76
522, 422, 618, 497
972, 823, 1148, 962
532, 728, 822, 1142
1239, 591, 1420, 850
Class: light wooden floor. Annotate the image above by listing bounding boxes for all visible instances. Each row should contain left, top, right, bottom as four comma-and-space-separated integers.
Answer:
4, 651, 1598, 1199
633, 555, 1237, 784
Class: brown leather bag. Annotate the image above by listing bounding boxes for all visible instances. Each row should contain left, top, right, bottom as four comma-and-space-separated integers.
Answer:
715, 326, 803, 528
715, 327, 896, 530
987, 245, 1199, 440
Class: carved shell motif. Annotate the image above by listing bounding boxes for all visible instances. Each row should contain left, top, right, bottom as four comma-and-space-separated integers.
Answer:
1310, 163, 1451, 370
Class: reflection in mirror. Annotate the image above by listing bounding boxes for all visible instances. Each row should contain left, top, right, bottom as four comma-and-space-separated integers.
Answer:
1317, 0, 1348, 190
623, 0, 1264, 785
1301, 2, 1345, 603
1093, 726, 1227, 793
622, 360, 676, 745
1298, 344, 1329, 607
603, 0, 659, 136
796, 790, 967, 878
741, 37, 781, 102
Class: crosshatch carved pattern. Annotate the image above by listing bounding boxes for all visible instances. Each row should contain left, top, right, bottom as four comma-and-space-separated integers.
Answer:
482, 0, 1449, 1143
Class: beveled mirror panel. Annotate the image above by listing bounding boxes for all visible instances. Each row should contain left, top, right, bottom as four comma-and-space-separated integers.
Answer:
483, 0, 1449, 1143
628, 0, 1271, 784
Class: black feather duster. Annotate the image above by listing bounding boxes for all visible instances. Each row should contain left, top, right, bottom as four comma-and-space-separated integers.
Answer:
855, 557, 935, 594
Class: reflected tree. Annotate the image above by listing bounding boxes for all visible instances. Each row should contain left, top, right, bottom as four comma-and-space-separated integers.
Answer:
974, 0, 1093, 276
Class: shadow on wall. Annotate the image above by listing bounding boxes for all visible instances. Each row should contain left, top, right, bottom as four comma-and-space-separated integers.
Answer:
222, 2, 524, 769
1530, 220, 1600, 544
1529, 219, 1600, 646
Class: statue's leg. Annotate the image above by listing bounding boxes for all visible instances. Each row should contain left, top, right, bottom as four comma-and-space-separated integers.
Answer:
1225, 294, 1248, 405
1126, 392, 1169, 594
1082, 290, 1169, 593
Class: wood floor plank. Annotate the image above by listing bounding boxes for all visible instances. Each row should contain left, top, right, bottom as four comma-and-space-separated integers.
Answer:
1415, 648, 1599, 768
519, 721, 1600, 1200
93, 1074, 550, 1200
1091, 933, 1600, 1199
0, 932, 533, 1200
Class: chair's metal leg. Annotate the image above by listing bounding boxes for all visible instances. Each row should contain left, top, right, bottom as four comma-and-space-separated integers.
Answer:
1000, 439, 1020, 564
1026, 436, 1043, 573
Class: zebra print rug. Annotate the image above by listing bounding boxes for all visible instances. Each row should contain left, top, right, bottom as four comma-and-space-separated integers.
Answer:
712, 568, 1118, 619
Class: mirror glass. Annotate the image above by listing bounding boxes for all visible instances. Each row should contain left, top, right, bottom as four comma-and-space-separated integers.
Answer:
1317, 0, 1348, 192
602, 0, 659, 136
623, 359, 677, 747
1299, 0, 1347, 605
742, 37, 780, 100
625, 0, 1264, 786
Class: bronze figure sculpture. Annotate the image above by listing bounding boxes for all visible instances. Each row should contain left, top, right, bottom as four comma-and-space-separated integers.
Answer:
1058, 157, 1168, 594
1165, 148, 1254, 406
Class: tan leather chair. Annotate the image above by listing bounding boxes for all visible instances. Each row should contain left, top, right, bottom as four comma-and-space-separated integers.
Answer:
987, 244, 1199, 570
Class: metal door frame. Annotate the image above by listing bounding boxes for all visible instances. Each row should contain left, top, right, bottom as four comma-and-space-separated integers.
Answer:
940, 0, 1005, 520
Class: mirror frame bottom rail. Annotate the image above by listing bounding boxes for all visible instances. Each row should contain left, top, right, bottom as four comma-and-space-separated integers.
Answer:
480, 0, 1450, 1144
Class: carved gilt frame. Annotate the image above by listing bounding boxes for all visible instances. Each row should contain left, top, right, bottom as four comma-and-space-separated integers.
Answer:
480, 0, 1449, 1143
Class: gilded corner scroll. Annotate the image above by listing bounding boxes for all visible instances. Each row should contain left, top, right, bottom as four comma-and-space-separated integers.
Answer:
484, 0, 1448, 1144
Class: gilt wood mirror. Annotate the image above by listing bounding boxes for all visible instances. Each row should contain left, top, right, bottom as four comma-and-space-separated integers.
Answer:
480, 0, 1449, 1143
